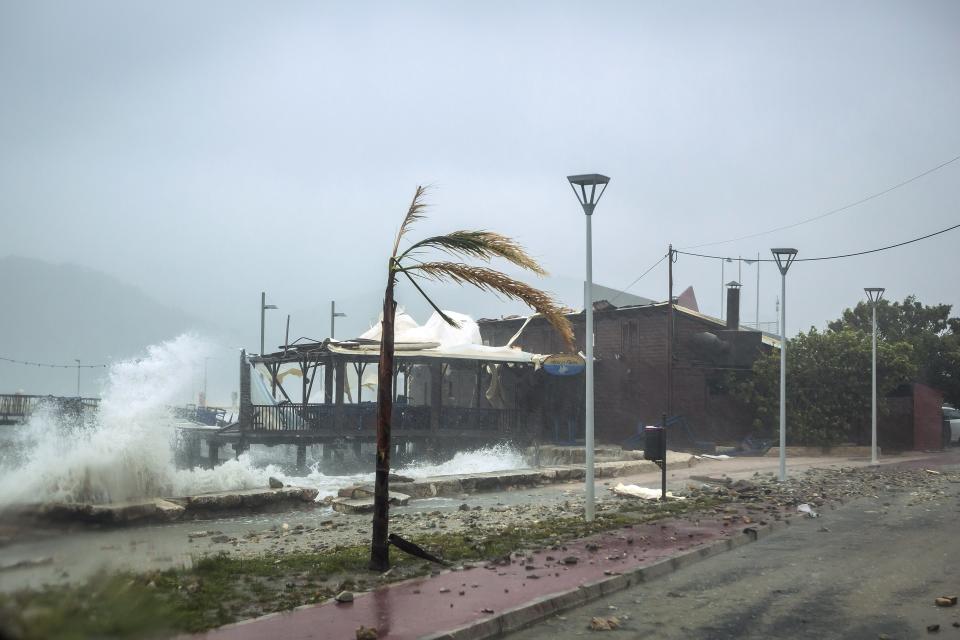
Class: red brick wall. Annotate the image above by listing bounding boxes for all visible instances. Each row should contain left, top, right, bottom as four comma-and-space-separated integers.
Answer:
478, 306, 766, 446
913, 382, 945, 450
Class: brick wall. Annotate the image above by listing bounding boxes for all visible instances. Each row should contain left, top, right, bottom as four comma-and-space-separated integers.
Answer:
478, 305, 768, 446
913, 382, 945, 450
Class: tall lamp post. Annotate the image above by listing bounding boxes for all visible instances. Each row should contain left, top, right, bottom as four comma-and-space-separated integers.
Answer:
331, 301, 347, 339
865, 287, 885, 465
260, 291, 278, 356
567, 173, 610, 523
75, 359, 81, 397
771, 248, 798, 482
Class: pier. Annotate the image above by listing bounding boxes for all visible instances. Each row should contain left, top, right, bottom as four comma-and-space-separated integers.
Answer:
0, 394, 100, 425
184, 337, 547, 470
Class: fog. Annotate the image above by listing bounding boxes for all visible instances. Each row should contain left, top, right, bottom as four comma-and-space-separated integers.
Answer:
1, 1, 958, 398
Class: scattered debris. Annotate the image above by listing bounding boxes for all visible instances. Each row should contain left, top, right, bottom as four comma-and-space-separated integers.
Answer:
0, 557, 54, 572
611, 483, 685, 501
935, 596, 957, 607
927, 623, 940, 632
335, 591, 354, 603
355, 625, 378, 640
589, 616, 620, 631
796, 504, 818, 518
269, 477, 284, 489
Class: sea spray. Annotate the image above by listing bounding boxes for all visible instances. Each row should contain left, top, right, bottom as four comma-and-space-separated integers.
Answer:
0, 334, 211, 505
0, 334, 531, 506
396, 443, 528, 478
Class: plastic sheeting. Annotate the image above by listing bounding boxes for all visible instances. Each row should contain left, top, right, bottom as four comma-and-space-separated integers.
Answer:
331, 310, 547, 365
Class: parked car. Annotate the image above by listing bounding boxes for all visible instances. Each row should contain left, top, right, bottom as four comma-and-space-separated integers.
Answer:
944, 406, 960, 445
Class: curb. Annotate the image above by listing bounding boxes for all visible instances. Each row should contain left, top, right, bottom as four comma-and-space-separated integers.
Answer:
421, 518, 792, 640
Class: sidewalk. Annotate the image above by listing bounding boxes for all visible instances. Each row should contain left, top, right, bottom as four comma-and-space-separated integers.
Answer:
188, 451, 955, 640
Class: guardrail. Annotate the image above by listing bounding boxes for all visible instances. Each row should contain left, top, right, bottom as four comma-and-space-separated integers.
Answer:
0, 394, 100, 424
248, 403, 522, 435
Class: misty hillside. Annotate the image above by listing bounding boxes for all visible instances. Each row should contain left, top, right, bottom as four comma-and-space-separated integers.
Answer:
0, 256, 209, 396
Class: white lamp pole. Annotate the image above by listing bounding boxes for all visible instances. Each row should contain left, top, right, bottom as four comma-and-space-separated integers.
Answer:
568, 173, 610, 523
771, 248, 798, 482
260, 291, 278, 355
331, 300, 347, 339
865, 287, 885, 465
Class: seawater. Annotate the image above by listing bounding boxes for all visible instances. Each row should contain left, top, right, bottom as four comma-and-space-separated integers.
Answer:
0, 334, 527, 506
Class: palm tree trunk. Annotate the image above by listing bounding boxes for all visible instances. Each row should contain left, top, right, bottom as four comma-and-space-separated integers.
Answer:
370, 275, 396, 571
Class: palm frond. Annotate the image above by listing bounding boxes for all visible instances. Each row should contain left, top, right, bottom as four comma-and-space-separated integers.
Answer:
399, 269, 461, 328
404, 262, 575, 351
399, 231, 547, 276
392, 186, 430, 258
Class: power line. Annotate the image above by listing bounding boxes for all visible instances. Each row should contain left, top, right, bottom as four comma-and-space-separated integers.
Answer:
676, 221, 960, 263
0, 356, 108, 369
608, 253, 668, 304
681, 153, 960, 250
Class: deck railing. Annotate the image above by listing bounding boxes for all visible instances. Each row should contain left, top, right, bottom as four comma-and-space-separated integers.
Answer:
0, 394, 100, 423
248, 403, 523, 435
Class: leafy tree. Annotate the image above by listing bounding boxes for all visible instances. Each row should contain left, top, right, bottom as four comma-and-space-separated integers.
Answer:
370, 186, 574, 570
829, 295, 960, 405
733, 328, 916, 446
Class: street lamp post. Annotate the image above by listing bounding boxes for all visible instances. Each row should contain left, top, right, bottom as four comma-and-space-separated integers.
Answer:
260, 291, 278, 356
771, 248, 798, 482
75, 359, 81, 397
865, 287, 885, 465
567, 173, 610, 523
331, 301, 347, 339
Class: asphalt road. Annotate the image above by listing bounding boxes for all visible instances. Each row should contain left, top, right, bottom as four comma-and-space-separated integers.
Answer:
507, 466, 960, 640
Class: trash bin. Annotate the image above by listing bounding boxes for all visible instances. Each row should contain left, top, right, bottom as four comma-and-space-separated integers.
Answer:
643, 426, 666, 461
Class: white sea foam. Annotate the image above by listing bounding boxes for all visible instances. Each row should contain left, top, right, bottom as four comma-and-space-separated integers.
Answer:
0, 334, 529, 506
397, 443, 529, 478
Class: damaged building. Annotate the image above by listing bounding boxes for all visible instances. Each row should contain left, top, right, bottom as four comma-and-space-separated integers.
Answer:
477, 282, 778, 447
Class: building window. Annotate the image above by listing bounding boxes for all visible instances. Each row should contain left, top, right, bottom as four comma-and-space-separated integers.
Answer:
621, 320, 639, 350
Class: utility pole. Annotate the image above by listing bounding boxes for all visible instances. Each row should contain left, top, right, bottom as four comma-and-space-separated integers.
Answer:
756, 251, 760, 330
75, 359, 81, 397
667, 245, 674, 418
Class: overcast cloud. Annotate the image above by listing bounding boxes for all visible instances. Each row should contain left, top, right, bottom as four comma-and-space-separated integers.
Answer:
2, 1, 959, 355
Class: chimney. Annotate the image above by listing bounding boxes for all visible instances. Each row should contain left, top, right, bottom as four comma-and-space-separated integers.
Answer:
725, 281, 741, 330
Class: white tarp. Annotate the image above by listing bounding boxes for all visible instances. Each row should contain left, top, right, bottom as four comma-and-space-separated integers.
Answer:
330, 310, 547, 365
611, 482, 686, 501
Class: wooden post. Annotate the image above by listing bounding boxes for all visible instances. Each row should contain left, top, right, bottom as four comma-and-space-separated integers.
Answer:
239, 350, 252, 453
296, 445, 307, 473
334, 359, 345, 432
429, 362, 443, 434
324, 357, 334, 404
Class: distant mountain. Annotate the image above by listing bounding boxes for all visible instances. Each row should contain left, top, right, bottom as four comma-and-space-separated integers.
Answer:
0, 256, 209, 396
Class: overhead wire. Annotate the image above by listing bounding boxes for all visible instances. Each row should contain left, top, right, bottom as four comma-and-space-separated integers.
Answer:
607, 253, 668, 304
675, 221, 960, 263
680, 153, 960, 250
0, 356, 108, 369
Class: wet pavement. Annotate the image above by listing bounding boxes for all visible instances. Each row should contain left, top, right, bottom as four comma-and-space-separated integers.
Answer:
185, 450, 960, 640
189, 512, 744, 640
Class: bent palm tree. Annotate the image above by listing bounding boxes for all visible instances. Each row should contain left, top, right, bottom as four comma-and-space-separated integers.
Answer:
370, 186, 575, 570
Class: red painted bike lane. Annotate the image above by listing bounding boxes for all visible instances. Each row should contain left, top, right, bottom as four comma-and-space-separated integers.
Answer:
189, 513, 749, 640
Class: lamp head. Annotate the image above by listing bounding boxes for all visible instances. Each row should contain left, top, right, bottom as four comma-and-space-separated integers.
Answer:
726, 280, 742, 289
770, 248, 798, 275
263, 304, 278, 310
864, 287, 885, 304
567, 174, 610, 215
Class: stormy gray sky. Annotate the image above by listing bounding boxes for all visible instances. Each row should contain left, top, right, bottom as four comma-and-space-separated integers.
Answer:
2, 1, 959, 379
